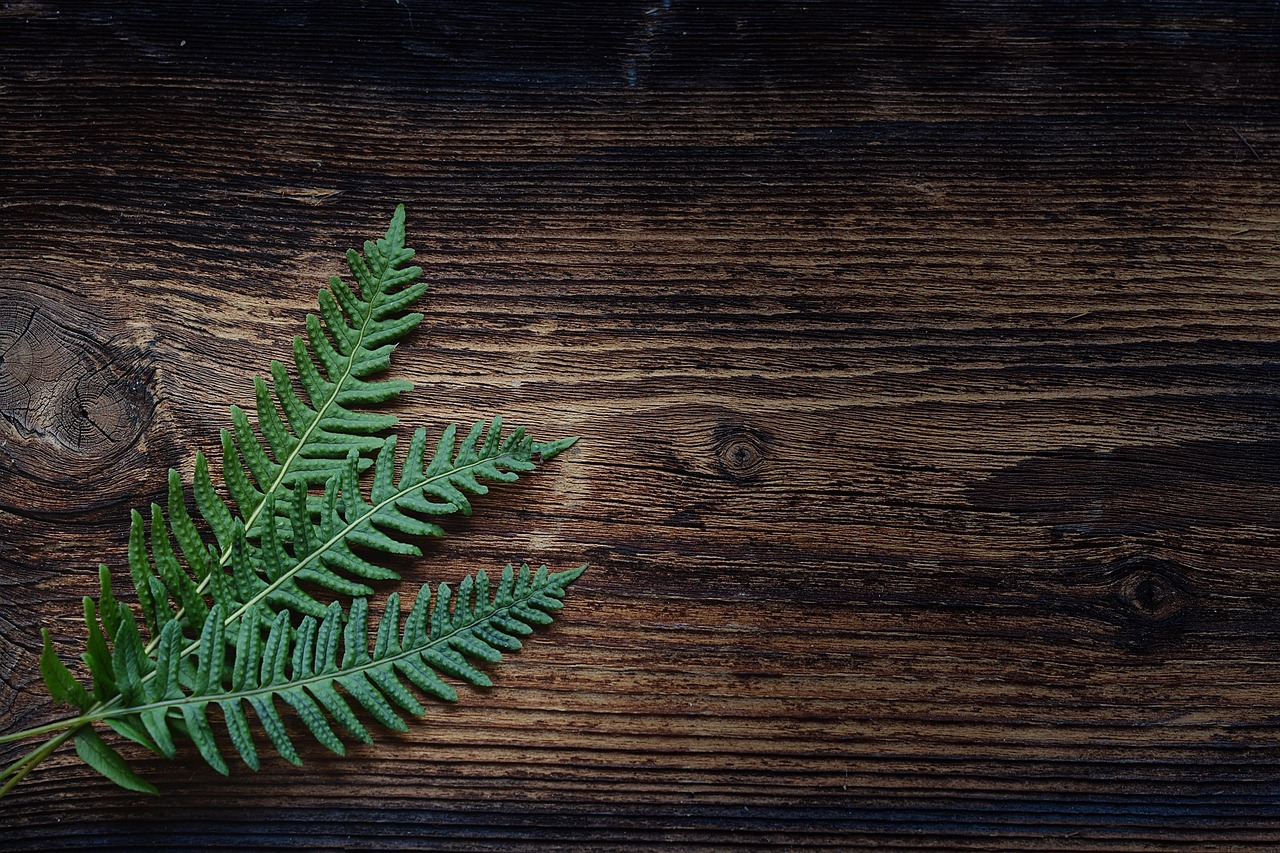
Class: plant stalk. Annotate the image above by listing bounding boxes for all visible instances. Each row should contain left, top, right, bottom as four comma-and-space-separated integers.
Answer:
0, 727, 81, 799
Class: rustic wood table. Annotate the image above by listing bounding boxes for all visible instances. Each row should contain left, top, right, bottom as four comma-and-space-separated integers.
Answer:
2, 2, 1278, 850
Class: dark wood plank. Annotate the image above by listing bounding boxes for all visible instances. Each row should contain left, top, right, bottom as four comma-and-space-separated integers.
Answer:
2, 1, 1280, 849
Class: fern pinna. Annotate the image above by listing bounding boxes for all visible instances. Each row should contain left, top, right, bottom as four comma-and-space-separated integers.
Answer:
0, 207, 585, 797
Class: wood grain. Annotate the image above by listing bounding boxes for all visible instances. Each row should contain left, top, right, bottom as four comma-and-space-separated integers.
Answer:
2, 1, 1280, 849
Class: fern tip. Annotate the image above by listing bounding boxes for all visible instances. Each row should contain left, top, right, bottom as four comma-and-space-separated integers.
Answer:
534, 436, 579, 461
553, 564, 589, 586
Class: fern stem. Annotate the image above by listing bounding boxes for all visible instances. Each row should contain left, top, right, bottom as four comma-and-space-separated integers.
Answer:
0, 714, 93, 747
0, 727, 78, 798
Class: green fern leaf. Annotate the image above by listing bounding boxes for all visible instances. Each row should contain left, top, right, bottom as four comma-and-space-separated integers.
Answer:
112, 207, 570, 639
39, 630, 92, 712
73, 728, 159, 796
0, 208, 587, 800
122, 205, 423, 635
175, 417, 557, 627
68, 565, 584, 781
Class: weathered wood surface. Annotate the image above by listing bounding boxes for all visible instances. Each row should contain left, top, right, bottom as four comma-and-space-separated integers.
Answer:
2, 1, 1279, 849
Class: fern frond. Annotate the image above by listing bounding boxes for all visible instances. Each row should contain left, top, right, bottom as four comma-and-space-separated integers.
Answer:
275, 419, 555, 615
50, 565, 586, 780
223, 203, 425, 533
116, 206, 422, 640
0, 207, 587, 800
113, 208, 573, 643
134, 416, 564, 638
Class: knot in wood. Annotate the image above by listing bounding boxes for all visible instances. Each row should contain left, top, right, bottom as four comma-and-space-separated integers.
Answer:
712, 423, 771, 482
1114, 556, 1186, 622
0, 284, 160, 512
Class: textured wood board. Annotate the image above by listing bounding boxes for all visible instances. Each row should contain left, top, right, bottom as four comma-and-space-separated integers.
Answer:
1, 1, 1280, 849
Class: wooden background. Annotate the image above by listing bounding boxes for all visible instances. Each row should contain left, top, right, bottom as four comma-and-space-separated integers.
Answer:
2, 1, 1279, 849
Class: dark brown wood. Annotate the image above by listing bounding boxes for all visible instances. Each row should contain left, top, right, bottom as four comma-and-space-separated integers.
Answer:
2, 1, 1280, 849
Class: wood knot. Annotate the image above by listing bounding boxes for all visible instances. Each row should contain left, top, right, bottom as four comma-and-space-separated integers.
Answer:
712, 423, 771, 481
1113, 556, 1186, 622
0, 284, 164, 513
